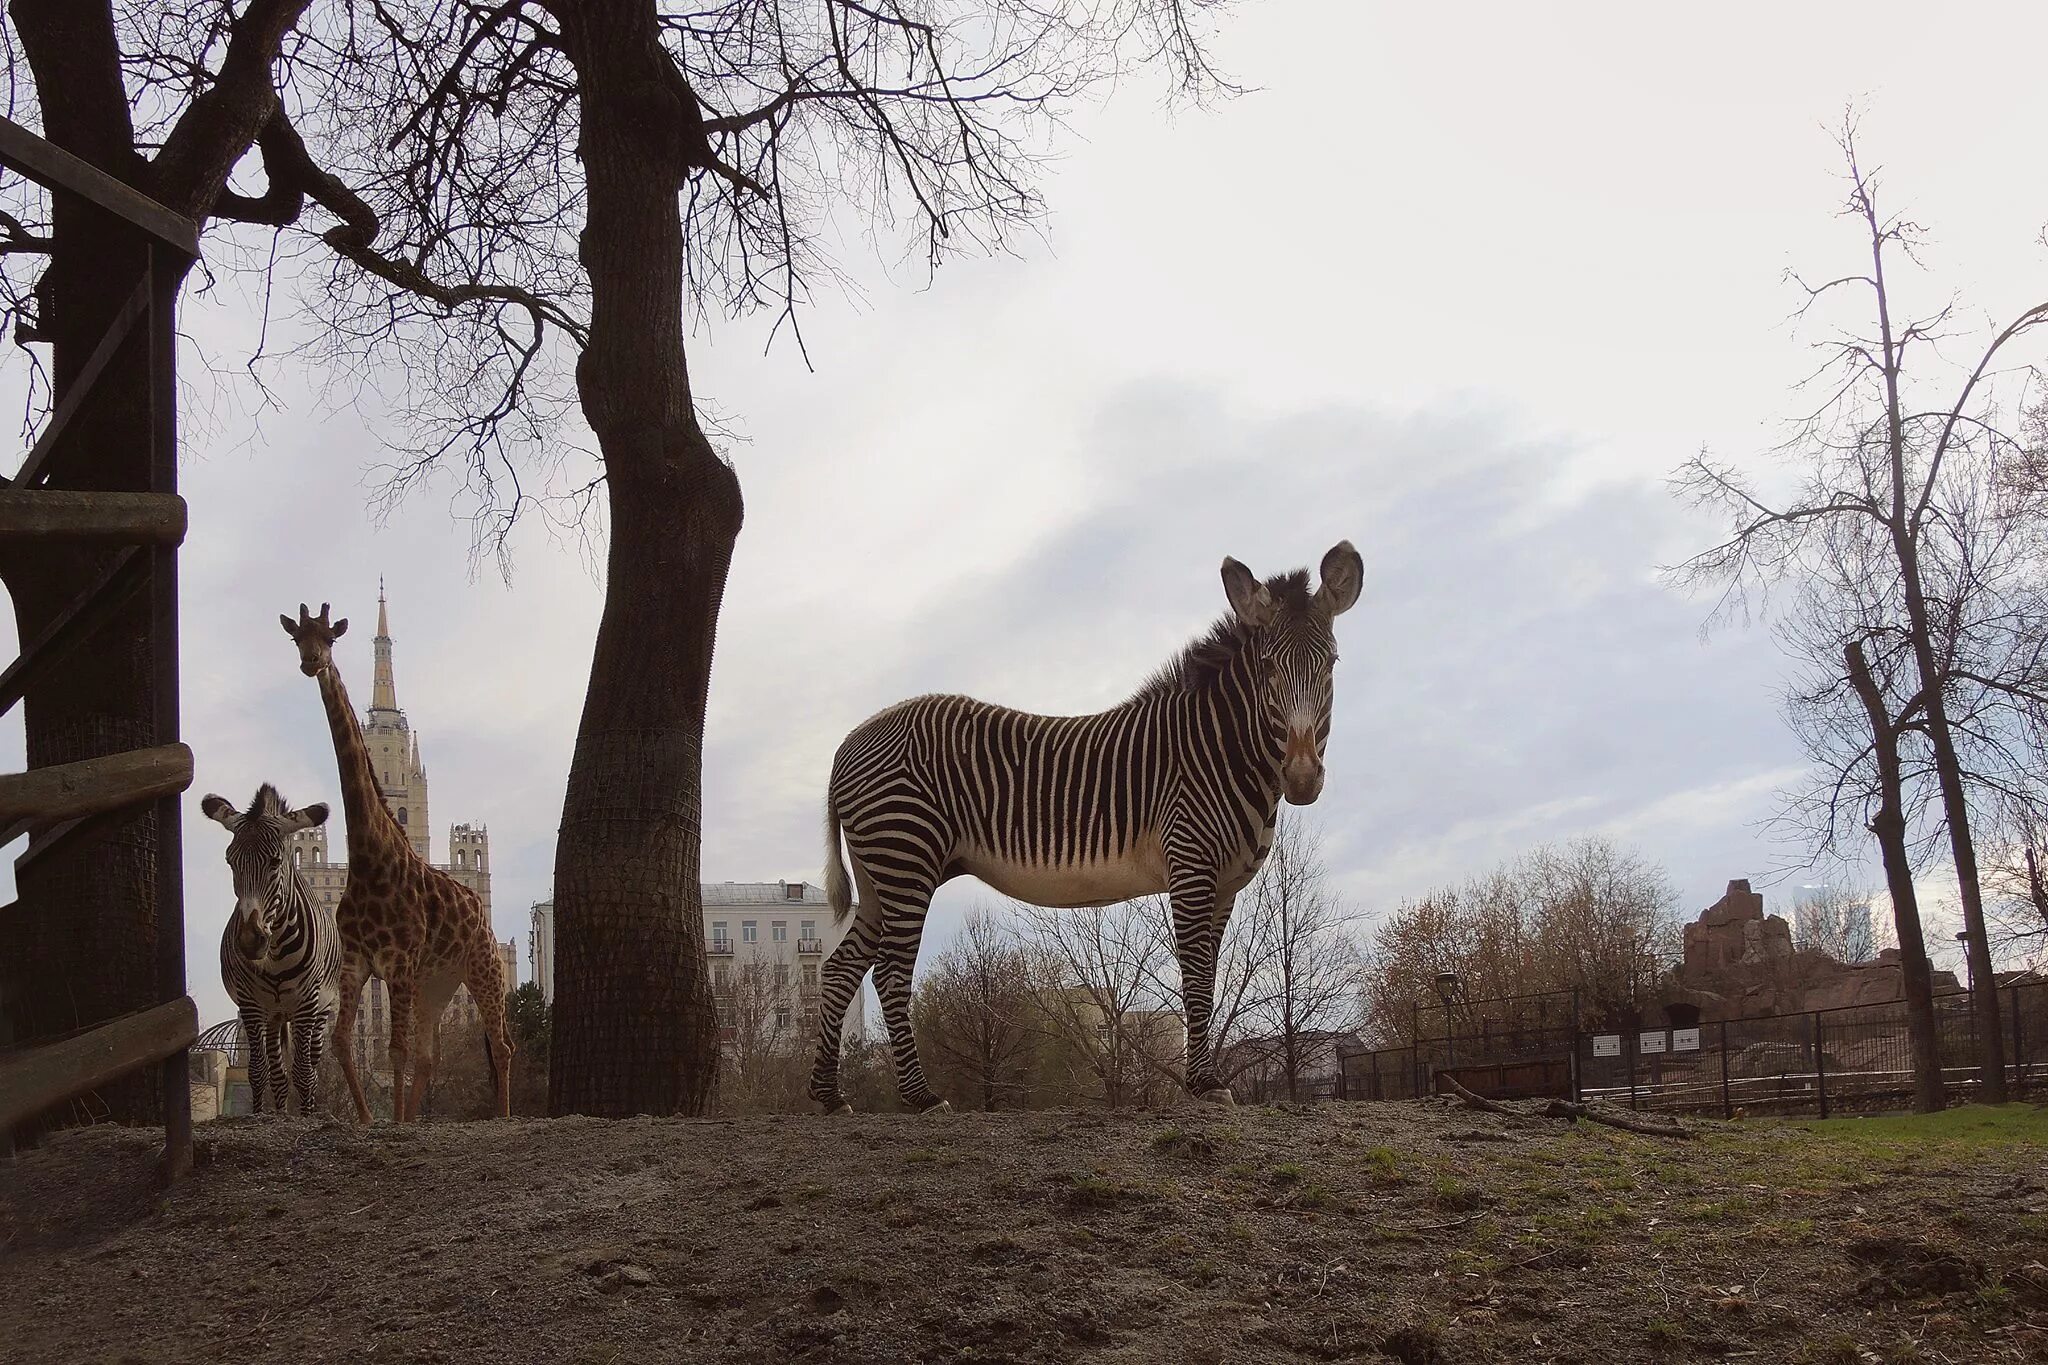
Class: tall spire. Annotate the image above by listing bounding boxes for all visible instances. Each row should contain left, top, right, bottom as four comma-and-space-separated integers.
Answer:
371, 577, 398, 713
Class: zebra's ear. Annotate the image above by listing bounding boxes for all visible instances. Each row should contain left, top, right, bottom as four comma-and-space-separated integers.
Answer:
200, 794, 240, 829
1221, 556, 1276, 627
287, 802, 330, 832
1316, 541, 1363, 617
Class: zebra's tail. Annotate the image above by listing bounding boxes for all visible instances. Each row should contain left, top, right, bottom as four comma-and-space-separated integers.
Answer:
823, 798, 852, 925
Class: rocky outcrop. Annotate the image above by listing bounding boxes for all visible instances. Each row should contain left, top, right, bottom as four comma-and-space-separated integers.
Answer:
1662, 880, 1960, 1023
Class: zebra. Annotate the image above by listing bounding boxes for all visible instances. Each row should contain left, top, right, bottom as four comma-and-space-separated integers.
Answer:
808, 541, 1364, 1113
203, 784, 344, 1115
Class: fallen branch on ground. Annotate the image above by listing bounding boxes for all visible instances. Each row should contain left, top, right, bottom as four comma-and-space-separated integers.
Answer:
1437, 1076, 1694, 1140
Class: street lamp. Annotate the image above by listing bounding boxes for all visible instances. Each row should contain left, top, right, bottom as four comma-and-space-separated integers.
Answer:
1434, 971, 1464, 1067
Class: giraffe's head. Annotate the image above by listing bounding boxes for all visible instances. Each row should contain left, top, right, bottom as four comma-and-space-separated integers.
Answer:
201, 784, 328, 957
279, 601, 349, 677
1221, 540, 1364, 806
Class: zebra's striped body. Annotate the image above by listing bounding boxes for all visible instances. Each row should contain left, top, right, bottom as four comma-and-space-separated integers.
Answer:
810, 542, 1363, 1112
205, 785, 343, 1115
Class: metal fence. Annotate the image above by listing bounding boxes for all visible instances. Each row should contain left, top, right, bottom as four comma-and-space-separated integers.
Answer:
1338, 981, 2048, 1119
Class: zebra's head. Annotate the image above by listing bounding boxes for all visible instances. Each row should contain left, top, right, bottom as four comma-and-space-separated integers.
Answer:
1221, 540, 1364, 805
279, 601, 349, 678
202, 784, 329, 955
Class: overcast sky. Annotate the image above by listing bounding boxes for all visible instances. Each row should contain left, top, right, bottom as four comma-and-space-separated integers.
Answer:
10, 3, 2048, 1031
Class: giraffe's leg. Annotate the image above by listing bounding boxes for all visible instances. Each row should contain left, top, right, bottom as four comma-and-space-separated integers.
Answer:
241, 1010, 270, 1115
408, 970, 462, 1120
470, 960, 515, 1119
1168, 863, 1229, 1100
385, 963, 421, 1122
870, 886, 945, 1113
808, 884, 884, 1112
333, 954, 372, 1123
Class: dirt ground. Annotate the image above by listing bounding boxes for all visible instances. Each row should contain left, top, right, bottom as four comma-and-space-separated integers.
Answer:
4, 1100, 2047, 1365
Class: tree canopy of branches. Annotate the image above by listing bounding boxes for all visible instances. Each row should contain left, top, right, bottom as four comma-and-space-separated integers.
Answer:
0, 0, 1236, 1120
1671, 122, 2048, 1104
1362, 837, 1681, 1041
912, 909, 1038, 1111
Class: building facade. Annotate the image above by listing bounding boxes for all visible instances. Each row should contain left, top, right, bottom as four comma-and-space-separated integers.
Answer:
289, 585, 515, 1072
530, 881, 865, 1042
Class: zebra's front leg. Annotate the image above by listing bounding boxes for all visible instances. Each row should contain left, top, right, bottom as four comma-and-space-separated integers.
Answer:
1169, 871, 1231, 1103
241, 1012, 272, 1115
293, 1008, 331, 1116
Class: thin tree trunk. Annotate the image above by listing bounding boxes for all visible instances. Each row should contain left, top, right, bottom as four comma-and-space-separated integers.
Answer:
1846, 642, 1947, 1114
548, 1, 739, 1117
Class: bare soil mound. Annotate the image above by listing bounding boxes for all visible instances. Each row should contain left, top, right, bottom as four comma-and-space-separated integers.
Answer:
4, 1100, 2046, 1363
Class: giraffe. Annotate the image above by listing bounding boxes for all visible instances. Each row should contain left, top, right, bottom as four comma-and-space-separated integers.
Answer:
281, 601, 513, 1122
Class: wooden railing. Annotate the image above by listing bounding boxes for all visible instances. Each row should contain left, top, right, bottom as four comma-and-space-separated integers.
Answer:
0, 117, 198, 1178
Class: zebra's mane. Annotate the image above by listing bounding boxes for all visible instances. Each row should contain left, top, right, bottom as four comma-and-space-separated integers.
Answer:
1128, 568, 1312, 702
244, 783, 289, 821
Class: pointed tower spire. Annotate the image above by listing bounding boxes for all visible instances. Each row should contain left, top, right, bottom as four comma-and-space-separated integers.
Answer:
371, 577, 398, 713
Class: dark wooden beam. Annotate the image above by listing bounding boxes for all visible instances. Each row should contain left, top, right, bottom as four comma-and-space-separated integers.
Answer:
0, 117, 198, 256
0, 741, 193, 831
0, 490, 185, 544
0, 995, 198, 1130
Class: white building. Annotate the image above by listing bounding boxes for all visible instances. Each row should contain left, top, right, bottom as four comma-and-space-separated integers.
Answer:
531, 880, 865, 1043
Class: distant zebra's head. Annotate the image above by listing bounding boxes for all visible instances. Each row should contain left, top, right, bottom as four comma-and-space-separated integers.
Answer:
202, 784, 328, 954
1221, 541, 1364, 806
279, 601, 348, 678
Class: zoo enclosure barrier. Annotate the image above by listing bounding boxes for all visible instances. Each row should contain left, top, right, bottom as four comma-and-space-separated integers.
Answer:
1336, 981, 2048, 1121
0, 117, 198, 1175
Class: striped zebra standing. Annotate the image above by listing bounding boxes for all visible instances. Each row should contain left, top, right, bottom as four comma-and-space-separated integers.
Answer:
204, 784, 344, 1115
810, 542, 1364, 1113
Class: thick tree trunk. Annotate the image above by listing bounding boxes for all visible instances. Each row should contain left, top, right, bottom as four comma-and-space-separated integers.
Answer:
1846, 643, 1947, 1114
549, 0, 738, 1117
0, 0, 167, 1130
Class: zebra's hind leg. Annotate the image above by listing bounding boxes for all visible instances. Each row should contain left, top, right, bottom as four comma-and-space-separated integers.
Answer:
809, 894, 882, 1114
871, 896, 947, 1114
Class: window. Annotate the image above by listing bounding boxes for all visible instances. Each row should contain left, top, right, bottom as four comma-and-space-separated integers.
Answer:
742, 921, 757, 943
775, 1007, 792, 1030
712, 921, 728, 942
801, 919, 816, 939
784, 882, 805, 901
772, 921, 787, 942
717, 1002, 734, 1027
475, 849, 485, 870
293, 848, 302, 868
774, 964, 790, 989
713, 964, 730, 993
802, 964, 818, 989
397, 807, 408, 826
455, 848, 464, 867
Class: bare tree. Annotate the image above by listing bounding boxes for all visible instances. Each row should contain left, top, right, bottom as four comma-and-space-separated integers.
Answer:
1362, 837, 1679, 1040
1227, 815, 1363, 1101
1671, 120, 2048, 1101
713, 949, 809, 1113
1791, 884, 1879, 963
1011, 900, 1183, 1109
912, 908, 1039, 1111
0, 1, 1236, 1119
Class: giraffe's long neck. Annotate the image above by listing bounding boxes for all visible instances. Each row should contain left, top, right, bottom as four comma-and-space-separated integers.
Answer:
316, 665, 405, 859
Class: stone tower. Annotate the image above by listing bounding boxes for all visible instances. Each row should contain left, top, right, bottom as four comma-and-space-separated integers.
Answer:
361, 580, 430, 860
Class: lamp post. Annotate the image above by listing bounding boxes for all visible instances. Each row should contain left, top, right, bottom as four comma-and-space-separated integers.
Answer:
1434, 970, 1464, 1068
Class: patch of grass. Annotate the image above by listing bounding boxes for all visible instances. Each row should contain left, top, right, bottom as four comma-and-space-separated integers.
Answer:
1362, 1145, 1401, 1182
1064, 1172, 1160, 1212
1268, 1163, 1305, 1186
1792, 1103, 2048, 1149
1643, 1319, 1683, 1351
1430, 1175, 1483, 1213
